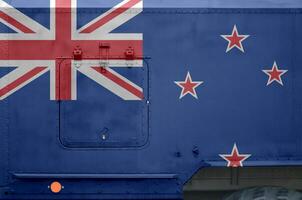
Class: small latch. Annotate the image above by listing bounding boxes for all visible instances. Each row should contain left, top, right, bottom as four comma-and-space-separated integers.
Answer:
99, 43, 110, 67
99, 43, 110, 49
124, 46, 135, 60
73, 46, 82, 60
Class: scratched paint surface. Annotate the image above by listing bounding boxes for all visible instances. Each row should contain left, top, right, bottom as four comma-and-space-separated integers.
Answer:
0, 0, 301, 199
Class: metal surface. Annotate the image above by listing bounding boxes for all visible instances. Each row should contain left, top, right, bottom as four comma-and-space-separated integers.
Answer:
13, 173, 178, 179
0, 0, 301, 199
6, 0, 302, 8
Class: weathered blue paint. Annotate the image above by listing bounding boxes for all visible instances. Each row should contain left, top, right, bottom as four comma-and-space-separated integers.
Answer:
0, 0, 302, 199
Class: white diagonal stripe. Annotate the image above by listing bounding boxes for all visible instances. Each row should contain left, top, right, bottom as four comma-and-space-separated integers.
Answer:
78, 65, 142, 100
74, 0, 142, 40
0, 0, 49, 33
0, 65, 49, 100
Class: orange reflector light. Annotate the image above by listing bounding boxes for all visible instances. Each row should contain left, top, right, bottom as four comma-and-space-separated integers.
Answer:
50, 181, 62, 193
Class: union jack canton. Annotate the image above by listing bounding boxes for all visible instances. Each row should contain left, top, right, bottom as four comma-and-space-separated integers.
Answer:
0, 0, 143, 100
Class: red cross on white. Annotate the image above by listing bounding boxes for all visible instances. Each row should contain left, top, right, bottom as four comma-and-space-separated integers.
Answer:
174, 71, 203, 99
221, 25, 249, 53
262, 61, 288, 86
0, 0, 143, 101
219, 143, 251, 167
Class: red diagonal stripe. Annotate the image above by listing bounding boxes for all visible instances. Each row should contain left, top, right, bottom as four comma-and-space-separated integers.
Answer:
80, 0, 141, 33
0, 11, 35, 33
0, 67, 46, 98
92, 67, 143, 99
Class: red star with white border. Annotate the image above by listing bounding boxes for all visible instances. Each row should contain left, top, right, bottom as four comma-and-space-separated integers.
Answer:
221, 25, 250, 53
219, 143, 251, 167
174, 71, 203, 99
262, 61, 288, 86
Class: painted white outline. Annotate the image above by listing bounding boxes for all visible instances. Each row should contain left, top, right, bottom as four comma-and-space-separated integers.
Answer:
221, 25, 249, 53
219, 143, 251, 167
174, 71, 203, 99
262, 61, 288, 86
